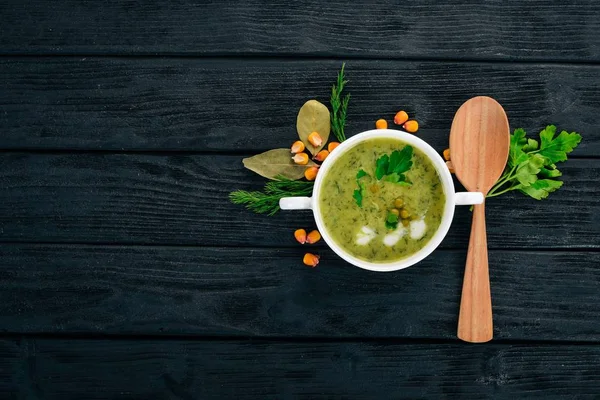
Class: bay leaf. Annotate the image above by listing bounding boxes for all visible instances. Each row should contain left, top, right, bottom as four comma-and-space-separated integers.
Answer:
243, 148, 316, 180
296, 100, 330, 154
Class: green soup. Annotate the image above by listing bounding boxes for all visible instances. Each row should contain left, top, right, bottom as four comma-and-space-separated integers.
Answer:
319, 138, 446, 263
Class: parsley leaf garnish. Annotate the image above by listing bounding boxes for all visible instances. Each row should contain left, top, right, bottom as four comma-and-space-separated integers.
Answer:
353, 188, 363, 207
385, 211, 399, 230
488, 125, 581, 200
375, 146, 413, 185
353, 169, 369, 207
537, 125, 582, 164
356, 169, 368, 180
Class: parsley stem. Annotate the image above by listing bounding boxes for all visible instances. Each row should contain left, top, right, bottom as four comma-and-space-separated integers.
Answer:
487, 184, 518, 198
487, 164, 517, 197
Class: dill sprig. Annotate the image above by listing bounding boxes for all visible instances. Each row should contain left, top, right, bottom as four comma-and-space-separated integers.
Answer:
229, 177, 314, 216
330, 63, 350, 142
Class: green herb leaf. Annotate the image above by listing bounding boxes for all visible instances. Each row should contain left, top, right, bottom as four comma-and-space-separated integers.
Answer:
509, 128, 529, 167
382, 173, 411, 186
385, 211, 399, 230
375, 155, 389, 179
538, 165, 562, 178
514, 153, 545, 187
388, 146, 413, 175
330, 63, 350, 142
537, 125, 582, 164
522, 138, 539, 152
353, 188, 363, 207
353, 169, 369, 207
356, 169, 369, 179
243, 149, 317, 180
375, 146, 413, 184
518, 179, 563, 200
382, 173, 400, 183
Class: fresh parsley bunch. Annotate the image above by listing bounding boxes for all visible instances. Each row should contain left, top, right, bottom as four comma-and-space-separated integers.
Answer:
488, 125, 581, 199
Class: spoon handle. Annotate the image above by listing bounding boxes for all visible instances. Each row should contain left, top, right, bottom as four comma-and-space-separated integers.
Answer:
457, 202, 493, 343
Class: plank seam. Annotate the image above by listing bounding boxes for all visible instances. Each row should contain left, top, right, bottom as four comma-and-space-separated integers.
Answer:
2, 332, 600, 346
2, 53, 600, 67
0, 241, 599, 252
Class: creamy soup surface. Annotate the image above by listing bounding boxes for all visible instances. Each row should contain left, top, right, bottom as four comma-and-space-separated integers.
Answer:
319, 139, 446, 263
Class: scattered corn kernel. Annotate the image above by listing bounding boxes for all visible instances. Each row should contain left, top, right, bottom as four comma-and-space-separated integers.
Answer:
291, 140, 305, 154
304, 166, 319, 181
446, 160, 455, 174
292, 152, 309, 165
314, 150, 330, 162
394, 110, 409, 125
307, 230, 321, 244
375, 119, 388, 129
294, 229, 307, 244
443, 148, 451, 161
303, 253, 320, 267
402, 219, 410, 227
394, 198, 404, 208
328, 142, 340, 152
390, 208, 400, 216
369, 184, 379, 193
402, 120, 419, 133
400, 209, 410, 219
308, 131, 323, 147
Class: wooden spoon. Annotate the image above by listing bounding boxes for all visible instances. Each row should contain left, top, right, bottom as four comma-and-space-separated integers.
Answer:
450, 96, 510, 343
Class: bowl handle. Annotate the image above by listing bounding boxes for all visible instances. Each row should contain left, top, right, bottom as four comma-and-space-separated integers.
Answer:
280, 197, 312, 210
455, 192, 484, 205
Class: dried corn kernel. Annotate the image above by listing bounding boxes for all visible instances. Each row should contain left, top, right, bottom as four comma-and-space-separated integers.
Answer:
314, 150, 329, 162
294, 229, 307, 244
375, 119, 388, 129
394, 198, 404, 208
306, 230, 321, 244
292, 152, 309, 165
303, 253, 320, 267
390, 208, 400, 216
394, 110, 409, 125
291, 140, 305, 154
402, 120, 419, 133
369, 184, 379, 193
308, 131, 323, 147
304, 166, 318, 181
400, 209, 410, 219
446, 160, 455, 174
328, 142, 340, 152
402, 219, 410, 227
443, 148, 451, 161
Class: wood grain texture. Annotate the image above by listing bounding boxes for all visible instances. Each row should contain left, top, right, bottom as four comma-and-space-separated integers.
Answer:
0, 153, 598, 248
451, 97, 510, 343
1, 244, 600, 341
2, 338, 600, 399
1, 58, 599, 153
458, 203, 493, 342
1, 0, 600, 61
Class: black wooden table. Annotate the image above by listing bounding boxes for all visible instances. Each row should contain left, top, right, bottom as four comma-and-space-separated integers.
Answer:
1, 1, 600, 398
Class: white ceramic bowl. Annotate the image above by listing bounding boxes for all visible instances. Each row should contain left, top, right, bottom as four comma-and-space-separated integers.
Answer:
280, 129, 483, 272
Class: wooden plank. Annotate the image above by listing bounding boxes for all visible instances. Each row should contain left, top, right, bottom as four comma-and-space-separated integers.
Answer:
0, 340, 23, 396
1, 244, 599, 341
0, 153, 597, 248
2, 338, 600, 399
1, 0, 600, 61
1, 58, 599, 153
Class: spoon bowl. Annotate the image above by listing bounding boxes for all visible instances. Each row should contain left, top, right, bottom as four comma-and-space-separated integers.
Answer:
450, 96, 510, 343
